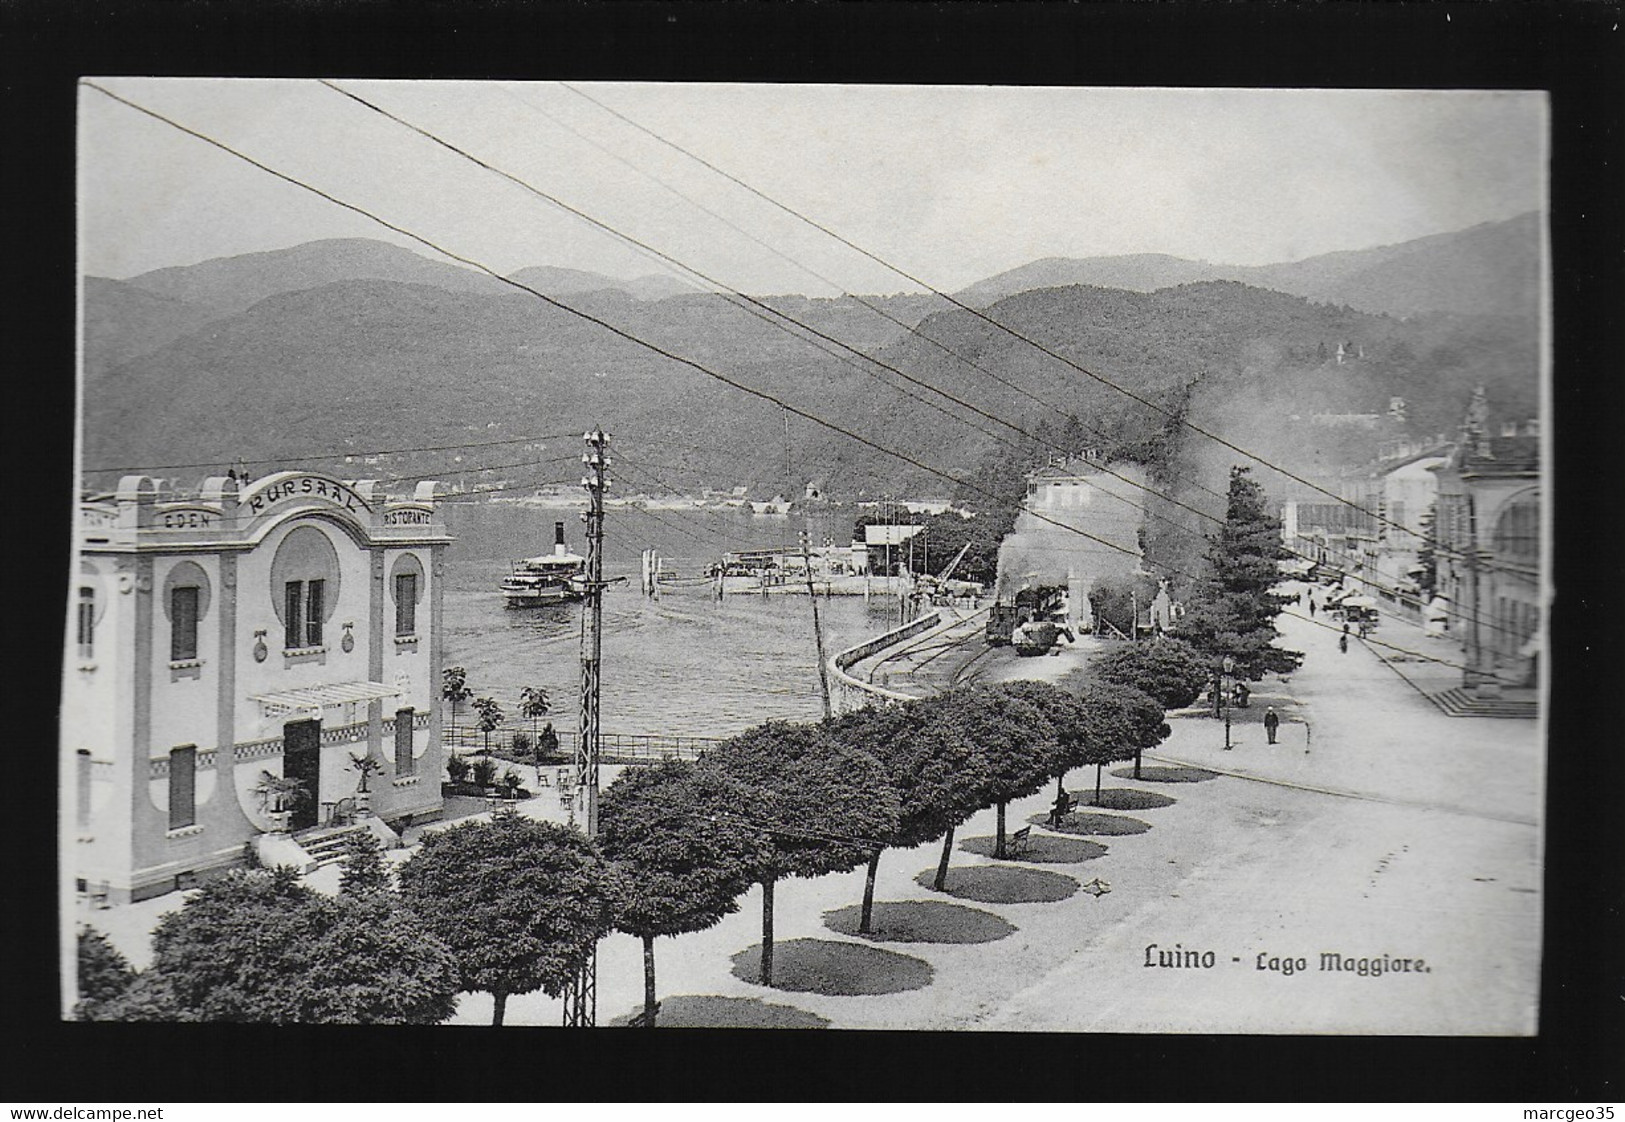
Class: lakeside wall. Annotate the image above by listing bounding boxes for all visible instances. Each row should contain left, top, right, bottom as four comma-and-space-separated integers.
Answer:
828, 611, 942, 714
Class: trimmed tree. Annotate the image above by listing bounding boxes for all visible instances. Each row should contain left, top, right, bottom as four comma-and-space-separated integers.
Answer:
74, 927, 134, 1020
442, 666, 473, 734
471, 697, 505, 753
135, 867, 457, 1024
990, 678, 1090, 797
598, 760, 757, 1026
825, 699, 987, 932
81, 971, 192, 1022
519, 686, 552, 739
957, 684, 1059, 859
339, 829, 392, 898
1065, 678, 1172, 790
697, 720, 898, 986
1177, 466, 1304, 683
1090, 635, 1211, 710
398, 812, 617, 1026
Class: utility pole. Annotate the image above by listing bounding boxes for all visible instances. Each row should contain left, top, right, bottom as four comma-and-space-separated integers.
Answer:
800, 529, 833, 719
563, 427, 609, 1028
1464, 490, 1488, 696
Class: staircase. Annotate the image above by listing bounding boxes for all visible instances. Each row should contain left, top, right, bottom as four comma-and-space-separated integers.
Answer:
295, 823, 376, 868
1427, 688, 1538, 720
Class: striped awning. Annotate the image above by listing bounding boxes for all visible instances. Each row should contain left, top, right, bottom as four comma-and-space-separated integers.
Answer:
249, 681, 401, 718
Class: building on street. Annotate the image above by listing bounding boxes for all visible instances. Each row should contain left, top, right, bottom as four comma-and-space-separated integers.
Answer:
65, 470, 452, 904
1431, 420, 1542, 694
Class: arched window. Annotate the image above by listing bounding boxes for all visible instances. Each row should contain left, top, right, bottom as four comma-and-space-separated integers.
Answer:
1493, 492, 1540, 564
270, 525, 341, 650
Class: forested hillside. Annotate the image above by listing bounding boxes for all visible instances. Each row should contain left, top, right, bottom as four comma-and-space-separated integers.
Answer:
81, 237, 1540, 509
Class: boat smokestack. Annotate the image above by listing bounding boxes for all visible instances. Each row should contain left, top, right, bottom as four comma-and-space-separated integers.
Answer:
554, 521, 566, 558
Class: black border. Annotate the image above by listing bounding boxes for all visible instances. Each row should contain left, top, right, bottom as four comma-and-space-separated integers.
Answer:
6, 0, 1623, 1103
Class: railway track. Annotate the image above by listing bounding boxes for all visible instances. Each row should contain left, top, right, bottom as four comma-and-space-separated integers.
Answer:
859, 606, 992, 694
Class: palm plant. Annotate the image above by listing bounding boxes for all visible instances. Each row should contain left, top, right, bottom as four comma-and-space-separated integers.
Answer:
519, 686, 552, 738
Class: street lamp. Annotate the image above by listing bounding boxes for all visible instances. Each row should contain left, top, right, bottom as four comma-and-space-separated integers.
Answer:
1221, 656, 1235, 750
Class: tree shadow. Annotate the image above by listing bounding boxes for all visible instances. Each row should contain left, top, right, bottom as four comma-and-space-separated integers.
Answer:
824, 900, 1016, 944
1080, 788, 1176, 811
1030, 811, 1152, 836
914, 864, 1079, 904
1113, 765, 1219, 783
730, 938, 934, 995
607, 994, 829, 1029
960, 833, 1108, 863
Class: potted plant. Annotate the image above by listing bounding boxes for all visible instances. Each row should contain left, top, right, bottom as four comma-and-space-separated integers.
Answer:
349, 752, 385, 817
537, 722, 560, 763
446, 754, 471, 787
252, 770, 308, 833
510, 731, 533, 761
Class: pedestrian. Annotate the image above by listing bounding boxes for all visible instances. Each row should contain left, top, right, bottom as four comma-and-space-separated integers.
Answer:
1339, 633, 1348, 654
1308, 598, 1317, 619
1048, 789, 1071, 828
1264, 707, 1280, 744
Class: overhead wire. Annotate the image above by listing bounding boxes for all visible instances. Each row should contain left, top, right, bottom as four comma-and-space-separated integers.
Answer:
84, 429, 580, 477
540, 85, 1525, 640
317, 80, 1040, 457
327, 80, 1485, 637
498, 82, 1139, 478
557, 81, 1450, 544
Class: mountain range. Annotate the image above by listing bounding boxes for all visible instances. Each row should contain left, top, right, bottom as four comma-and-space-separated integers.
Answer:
81, 215, 1542, 499
955, 212, 1542, 320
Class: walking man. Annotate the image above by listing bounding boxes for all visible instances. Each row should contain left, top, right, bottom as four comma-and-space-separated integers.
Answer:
1308, 598, 1317, 619
1264, 706, 1280, 745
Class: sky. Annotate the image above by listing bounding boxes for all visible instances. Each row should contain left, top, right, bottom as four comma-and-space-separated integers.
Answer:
78, 80, 1547, 296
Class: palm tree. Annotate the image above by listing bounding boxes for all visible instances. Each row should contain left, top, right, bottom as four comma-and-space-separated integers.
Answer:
519, 686, 552, 739
471, 697, 504, 754
442, 667, 473, 744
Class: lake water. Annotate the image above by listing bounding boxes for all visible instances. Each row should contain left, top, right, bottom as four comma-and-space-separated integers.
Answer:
440, 500, 905, 739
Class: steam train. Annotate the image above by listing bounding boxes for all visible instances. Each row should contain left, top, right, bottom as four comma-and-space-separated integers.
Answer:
986, 584, 1072, 654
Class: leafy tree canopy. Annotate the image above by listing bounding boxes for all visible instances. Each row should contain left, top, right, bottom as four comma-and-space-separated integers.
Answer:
75, 927, 134, 1015
826, 700, 983, 848
144, 867, 457, 1024
697, 720, 899, 884
1090, 636, 1211, 709
398, 813, 616, 1006
920, 685, 1058, 809
339, 829, 393, 898
598, 759, 757, 940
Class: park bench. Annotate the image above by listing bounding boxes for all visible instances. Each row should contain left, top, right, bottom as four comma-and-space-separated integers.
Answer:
1047, 794, 1079, 826
1007, 826, 1033, 857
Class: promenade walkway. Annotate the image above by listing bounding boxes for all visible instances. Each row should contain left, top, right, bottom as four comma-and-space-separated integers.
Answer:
77, 586, 1543, 1034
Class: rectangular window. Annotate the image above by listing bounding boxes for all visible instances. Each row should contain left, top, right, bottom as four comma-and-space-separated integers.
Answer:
171, 585, 200, 661
77, 588, 95, 659
395, 573, 417, 636
77, 750, 92, 828
395, 707, 415, 776
169, 746, 197, 830
284, 581, 304, 650
305, 579, 325, 646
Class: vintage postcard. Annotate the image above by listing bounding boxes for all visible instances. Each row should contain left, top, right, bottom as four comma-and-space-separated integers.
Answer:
66, 79, 1548, 1037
